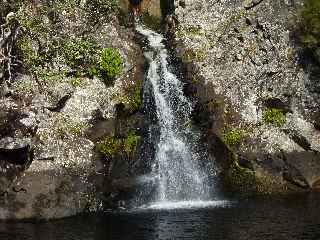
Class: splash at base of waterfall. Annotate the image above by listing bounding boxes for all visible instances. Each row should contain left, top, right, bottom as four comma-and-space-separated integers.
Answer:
139, 200, 232, 211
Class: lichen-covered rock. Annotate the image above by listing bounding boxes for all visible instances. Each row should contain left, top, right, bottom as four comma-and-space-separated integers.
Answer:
0, 1, 144, 220
174, 0, 320, 194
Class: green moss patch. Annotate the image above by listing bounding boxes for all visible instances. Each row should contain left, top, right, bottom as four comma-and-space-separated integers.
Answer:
96, 130, 140, 158
262, 108, 286, 127
96, 136, 120, 157
222, 128, 243, 146
181, 48, 206, 63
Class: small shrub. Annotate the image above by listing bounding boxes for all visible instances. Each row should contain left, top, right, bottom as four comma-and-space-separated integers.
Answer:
97, 136, 120, 157
100, 48, 122, 79
69, 77, 86, 87
262, 108, 286, 126
222, 128, 242, 146
123, 130, 140, 155
62, 38, 98, 69
86, 66, 100, 78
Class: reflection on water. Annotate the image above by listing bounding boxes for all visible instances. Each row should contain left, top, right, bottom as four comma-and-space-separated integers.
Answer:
1, 194, 320, 240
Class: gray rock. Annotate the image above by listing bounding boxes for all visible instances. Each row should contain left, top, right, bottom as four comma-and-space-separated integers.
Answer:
283, 151, 320, 189
0, 0, 144, 220
174, 0, 320, 194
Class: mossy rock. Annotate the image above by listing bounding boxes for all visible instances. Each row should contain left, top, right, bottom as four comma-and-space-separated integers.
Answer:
262, 108, 286, 127
96, 130, 140, 158
223, 162, 257, 196
223, 160, 290, 197
222, 127, 243, 146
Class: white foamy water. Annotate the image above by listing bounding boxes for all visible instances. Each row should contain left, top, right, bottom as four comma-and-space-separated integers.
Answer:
143, 200, 232, 210
136, 24, 217, 206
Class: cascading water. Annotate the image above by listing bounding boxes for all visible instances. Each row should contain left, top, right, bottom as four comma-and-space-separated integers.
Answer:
136, 24, 220, 208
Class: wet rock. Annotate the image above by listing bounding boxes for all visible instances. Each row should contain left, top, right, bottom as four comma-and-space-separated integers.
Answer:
283, 151, 320, 190
313, 178, 320, 190
0, 166, 97, 220
238, 155, 254, 171
0, 137, 32, 165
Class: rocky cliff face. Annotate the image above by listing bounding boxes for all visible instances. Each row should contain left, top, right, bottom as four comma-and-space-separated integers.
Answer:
0, 1, 144, 220
174, 0, 320, 194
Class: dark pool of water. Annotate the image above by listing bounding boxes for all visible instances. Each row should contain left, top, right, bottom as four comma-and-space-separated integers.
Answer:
1, 194, 320, 240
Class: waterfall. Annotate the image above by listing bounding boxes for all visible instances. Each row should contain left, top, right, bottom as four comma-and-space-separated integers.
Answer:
136, 24, 216, 207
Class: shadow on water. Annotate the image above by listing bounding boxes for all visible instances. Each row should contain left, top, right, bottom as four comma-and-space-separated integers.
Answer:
1, 194, 320, 240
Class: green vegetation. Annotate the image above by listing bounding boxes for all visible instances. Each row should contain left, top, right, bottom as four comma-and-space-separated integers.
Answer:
262, 108, 286, 127
16, 13, 55, 69
84, 0, 119, 22
222, 128, 242, 146
181, 48, 206, 63
17, 35, 43, 68
62, 38, 98, 70
186, 25, 202, 35
299, 0, 320, 49
32, 67, 65, 82
129, 86, 141, 111
61, 43, 122, 82
97, 136, 120, 157
100, 48, 122, 79
97, 130, 140, 158
4, 0, 122, 86
17, 24, 122, 83
225, 161, 257, 194
69, 122, 89, 136
13, 78, 35, 94
123, 130, 141, 155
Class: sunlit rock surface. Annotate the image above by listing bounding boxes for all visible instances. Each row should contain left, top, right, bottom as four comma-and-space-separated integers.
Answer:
0, 6, 142, 220
174, 0, 320, 194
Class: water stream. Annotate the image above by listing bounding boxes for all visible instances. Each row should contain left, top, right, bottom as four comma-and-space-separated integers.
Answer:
136, 24, 216, 208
